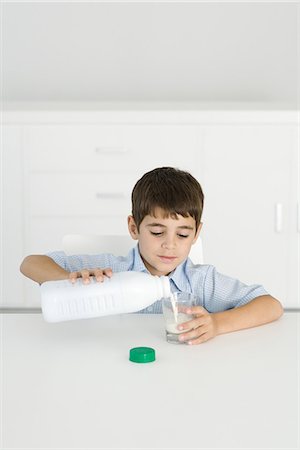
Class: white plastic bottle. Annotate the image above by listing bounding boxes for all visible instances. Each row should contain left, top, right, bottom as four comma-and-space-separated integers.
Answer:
40, 271, 171, 323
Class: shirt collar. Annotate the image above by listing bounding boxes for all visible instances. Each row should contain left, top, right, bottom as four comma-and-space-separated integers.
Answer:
131, 244, 149, 273
168, 259, 192, 293
131, 244, 192, 293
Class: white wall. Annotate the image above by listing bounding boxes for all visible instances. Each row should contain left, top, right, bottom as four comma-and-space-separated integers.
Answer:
2, 2, 298, 105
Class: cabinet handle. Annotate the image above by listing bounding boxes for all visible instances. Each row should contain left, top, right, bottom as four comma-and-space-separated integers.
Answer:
298, 203, 300, 233
275, 203, 283, 233
94, 147, 128, 154
95, 192, 126, 200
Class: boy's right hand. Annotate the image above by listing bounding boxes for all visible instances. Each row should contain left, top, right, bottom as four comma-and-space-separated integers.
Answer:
69, 268, 113, 284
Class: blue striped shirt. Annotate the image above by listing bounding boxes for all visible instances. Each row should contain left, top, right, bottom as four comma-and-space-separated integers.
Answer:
46, 245, 268, 313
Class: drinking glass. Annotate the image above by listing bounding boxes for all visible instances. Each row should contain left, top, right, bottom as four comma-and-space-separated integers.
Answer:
162, 292, 197, 344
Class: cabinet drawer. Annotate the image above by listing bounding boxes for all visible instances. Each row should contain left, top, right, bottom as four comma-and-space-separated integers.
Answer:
29, 172, 136, 216
24, 125, 198, 172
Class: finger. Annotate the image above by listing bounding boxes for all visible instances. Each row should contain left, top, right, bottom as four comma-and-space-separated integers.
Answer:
177, 317, 206, 332
81, 269, 91, 284
69, 272, 79, 283
103, 267, 113, 278
179, 325, 208, 343
187, 332, 211, 345
94, 269, 105, 282
185, 305, 207, 316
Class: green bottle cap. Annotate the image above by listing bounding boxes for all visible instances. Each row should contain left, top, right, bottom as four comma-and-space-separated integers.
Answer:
129, 347, 156, 363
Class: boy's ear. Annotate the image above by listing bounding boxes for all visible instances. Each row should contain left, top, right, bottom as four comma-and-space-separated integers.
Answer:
192, 222, 203, 244
127, 215, 139, 240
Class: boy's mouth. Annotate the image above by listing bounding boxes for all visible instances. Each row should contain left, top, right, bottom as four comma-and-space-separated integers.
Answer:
158, 255, 177, 263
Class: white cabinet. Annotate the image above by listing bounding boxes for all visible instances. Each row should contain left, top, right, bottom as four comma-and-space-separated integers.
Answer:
25, 124, 200, 172
19, 122, 201, 305
2, 106, 299, 308
23, 124, 201, 255
201, 125, 299, 308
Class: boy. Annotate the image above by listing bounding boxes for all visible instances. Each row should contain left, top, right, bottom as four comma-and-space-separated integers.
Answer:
20, 167, 283, 344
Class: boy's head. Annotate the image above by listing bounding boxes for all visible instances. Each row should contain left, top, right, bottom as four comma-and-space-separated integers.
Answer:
128, 167, 204, 276
131, 167, 204, 232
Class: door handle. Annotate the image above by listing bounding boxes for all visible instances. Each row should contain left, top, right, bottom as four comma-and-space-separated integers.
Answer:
275, 203, 283, 233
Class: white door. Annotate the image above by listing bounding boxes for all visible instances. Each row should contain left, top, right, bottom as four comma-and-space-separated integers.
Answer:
201, 124, 298, 308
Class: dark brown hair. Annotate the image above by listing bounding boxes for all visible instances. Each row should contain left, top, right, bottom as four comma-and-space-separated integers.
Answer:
131, 167, 204, 232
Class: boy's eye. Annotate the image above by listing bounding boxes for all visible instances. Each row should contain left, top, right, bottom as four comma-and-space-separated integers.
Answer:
150, 231, 189, 239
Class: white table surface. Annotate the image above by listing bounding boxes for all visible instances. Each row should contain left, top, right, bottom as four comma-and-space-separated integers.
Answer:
1, 312, 299, 450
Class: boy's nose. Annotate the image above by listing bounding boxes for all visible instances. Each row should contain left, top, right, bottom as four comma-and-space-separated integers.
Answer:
161, 236, 176, 249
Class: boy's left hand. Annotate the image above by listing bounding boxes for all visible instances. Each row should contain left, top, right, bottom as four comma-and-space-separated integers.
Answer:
178, 306, 218, 345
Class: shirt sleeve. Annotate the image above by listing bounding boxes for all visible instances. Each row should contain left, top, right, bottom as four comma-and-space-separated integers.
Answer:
202, 265, 269, 312
45, 250, 133, 274
45, 250, 118, 273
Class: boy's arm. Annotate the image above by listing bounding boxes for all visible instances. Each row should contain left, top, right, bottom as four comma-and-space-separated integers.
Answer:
20, 255, 113, 285
179, 295, 284, 345
211, 295, 284, 335
20, 255, 69, 284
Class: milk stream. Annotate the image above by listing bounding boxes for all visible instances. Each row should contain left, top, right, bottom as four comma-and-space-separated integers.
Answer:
170, 292, 178, 322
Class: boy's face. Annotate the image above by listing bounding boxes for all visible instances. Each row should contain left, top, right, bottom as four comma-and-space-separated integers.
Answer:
128, 207, 202, 276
